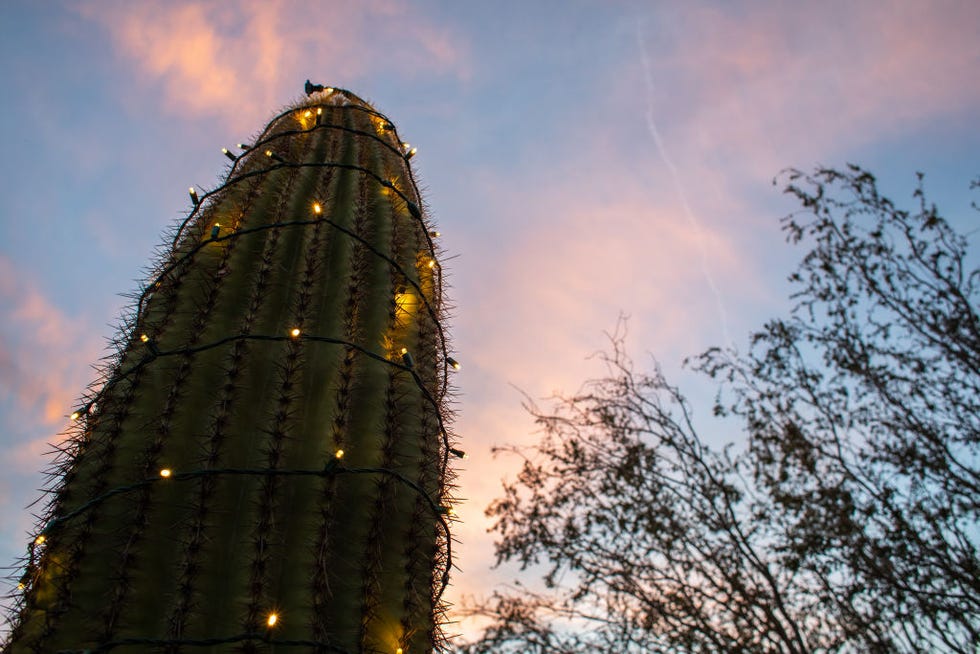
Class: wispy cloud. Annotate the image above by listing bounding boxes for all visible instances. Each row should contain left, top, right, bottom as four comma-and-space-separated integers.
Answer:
445, 5, 980, 633
634, 3, 980, 181
0, 256, 103, 432
0, 256, 106, 567
76, 0, 471, 129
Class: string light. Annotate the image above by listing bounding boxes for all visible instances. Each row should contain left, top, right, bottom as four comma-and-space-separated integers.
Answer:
28, 96, 463, 625
140, 333, 160, 355
447, 357, 460, 370
305, 79, 325, 95
394, 290, 416, 318
17, 582, 25, 591
315, 107, 323, 126
144, 337, 160, 355
428, 230, 441, 237
401, 141, 418, 159
450, 448, 468, 459
396, 649, 403, 654
303, 110, 313, 119
312, 202, 322, 214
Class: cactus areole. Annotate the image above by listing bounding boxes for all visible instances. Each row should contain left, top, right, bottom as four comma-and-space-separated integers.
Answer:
4, 85, 460, 653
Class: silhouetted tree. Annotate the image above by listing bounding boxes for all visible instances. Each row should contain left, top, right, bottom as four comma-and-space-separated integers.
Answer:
463, 166, 979, 653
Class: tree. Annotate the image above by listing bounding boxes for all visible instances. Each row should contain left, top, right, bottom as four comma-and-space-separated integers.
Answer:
463, 166, 979, 653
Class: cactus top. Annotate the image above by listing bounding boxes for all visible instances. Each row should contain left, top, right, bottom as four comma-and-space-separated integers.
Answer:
4, 86, 459, 654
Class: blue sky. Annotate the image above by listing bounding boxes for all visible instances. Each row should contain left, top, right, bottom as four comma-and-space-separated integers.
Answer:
1, 0, 978, 641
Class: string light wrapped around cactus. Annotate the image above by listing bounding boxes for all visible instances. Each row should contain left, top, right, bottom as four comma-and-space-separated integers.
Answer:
3, 82, 462, 654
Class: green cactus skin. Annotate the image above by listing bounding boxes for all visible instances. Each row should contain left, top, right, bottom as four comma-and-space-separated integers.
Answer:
3, 89, 457, 654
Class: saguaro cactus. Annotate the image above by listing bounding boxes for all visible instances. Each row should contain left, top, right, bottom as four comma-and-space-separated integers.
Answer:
3, 85, 458, 654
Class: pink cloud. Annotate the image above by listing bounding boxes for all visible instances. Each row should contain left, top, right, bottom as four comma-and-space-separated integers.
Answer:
442, 150, 754, 637
0, 256, 108, 565
443, 3, 980, 628
455, 171, 746, 398
0, 256, 103, 429
635, 3, 980, 181
76, 0, 471, 129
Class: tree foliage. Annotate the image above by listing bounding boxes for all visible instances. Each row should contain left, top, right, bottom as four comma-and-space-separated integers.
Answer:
463, 166, 979, 653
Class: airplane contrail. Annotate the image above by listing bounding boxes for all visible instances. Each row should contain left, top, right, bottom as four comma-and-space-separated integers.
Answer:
636, 20, 734, 348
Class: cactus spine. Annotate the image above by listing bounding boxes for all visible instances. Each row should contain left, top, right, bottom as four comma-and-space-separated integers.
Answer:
4, 87, 457, 654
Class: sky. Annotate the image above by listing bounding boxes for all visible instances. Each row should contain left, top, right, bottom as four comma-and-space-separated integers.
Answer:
0, 0, 978, 644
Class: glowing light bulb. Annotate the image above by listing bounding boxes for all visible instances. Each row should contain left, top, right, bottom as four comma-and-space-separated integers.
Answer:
429, 230, 441, 238
335, 449, 344, 459
447, 357, 460, 370
222, 147, 237, 162
450, 448, 468, 459
313, 202, 322, 214
189, 187, 200, 206
304, 110, 312, 118
140, 334, 150, 343
267, 612, 278, 627
396, 649, 403, 654
401, 347, 414, 368
34, 535, 45, 545
427, 259, 436, 269
237, 143, 251, 150
290, 328, 301, 338
211, 223, 221, 239
405, 147, 418, 159
315, 107, 323, 126
439, 505, 455, 516
70, 411, 81, 421
400, 347, 408, 355
265, 149, 273, 157
160, 468, 172, 478
17, 582, 25, 591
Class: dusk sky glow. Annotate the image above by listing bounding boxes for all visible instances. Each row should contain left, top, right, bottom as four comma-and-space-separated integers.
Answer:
1, 1, 978, 643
